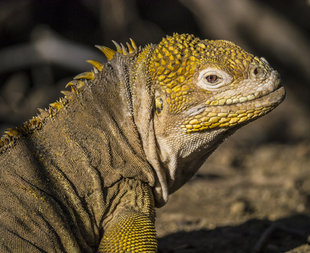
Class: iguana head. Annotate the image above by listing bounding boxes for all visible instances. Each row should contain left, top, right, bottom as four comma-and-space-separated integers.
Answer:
144, 34, 285, 205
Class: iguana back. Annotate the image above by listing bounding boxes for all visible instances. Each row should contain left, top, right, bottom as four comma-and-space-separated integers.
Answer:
0, 34, 285, 252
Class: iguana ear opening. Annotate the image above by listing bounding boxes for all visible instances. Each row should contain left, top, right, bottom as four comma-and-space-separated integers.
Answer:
155, 97, 163, 114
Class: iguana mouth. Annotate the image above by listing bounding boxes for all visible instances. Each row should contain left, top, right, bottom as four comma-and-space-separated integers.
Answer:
246, 84, 285, 108
186, 82, 284, 118
181, 84, 285, 133
224, 84, 285, 110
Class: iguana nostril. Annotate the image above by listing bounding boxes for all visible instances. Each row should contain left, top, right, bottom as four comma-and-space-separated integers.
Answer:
252, 66, 264, 78
253, 67, 259, 75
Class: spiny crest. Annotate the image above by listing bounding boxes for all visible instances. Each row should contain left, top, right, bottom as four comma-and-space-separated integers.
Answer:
48, 98, 68, 118
96, 38, 138, 61
95, 45, 116, 60
0, 38, 139, 152
47, 37, 139, 119
0, 117, 43, 153
73, 71, 95, 81
87, 60, 103, 72
59, 39, 138, 104
52, 59, 103, 119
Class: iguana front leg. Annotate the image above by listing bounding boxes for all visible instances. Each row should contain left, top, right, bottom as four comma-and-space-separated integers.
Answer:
98, 179, 157, 253
98, 210, 157, 252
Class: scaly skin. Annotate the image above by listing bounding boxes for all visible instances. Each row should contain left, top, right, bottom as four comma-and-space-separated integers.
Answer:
0, 34, 285, 252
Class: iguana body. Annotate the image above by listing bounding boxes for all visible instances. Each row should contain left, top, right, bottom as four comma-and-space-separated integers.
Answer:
0, 34, 285, 252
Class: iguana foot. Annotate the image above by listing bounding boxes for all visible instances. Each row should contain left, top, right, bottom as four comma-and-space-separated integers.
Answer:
98, 210, 157, 253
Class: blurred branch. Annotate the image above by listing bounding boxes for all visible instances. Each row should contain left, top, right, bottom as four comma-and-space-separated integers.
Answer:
99, 0, 163, 43
0, 26, 104, 74
0, 0, 32, 26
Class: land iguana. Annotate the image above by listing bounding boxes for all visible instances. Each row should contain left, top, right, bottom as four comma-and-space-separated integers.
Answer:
0, 33, 285, 252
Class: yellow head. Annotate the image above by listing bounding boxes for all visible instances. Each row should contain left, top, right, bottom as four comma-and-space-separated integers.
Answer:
148, 33, 284, 134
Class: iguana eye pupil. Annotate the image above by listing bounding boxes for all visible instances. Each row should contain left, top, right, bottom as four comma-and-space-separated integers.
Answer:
205, 75, 218, 83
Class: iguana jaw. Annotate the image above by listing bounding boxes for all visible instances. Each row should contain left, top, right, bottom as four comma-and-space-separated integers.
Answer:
182, 85, 285, 132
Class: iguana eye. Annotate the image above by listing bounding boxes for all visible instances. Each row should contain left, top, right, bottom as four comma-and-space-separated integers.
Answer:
198, 68, 232, 90
205, 75, 219, 84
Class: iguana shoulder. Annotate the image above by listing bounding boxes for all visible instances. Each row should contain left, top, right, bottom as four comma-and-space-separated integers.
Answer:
0, 33, 285, 252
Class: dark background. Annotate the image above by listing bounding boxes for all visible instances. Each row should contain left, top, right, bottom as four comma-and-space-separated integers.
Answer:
0, 1, 309, 252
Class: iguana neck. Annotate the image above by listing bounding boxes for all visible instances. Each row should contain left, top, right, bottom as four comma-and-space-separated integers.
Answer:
28, 52, 157, 200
